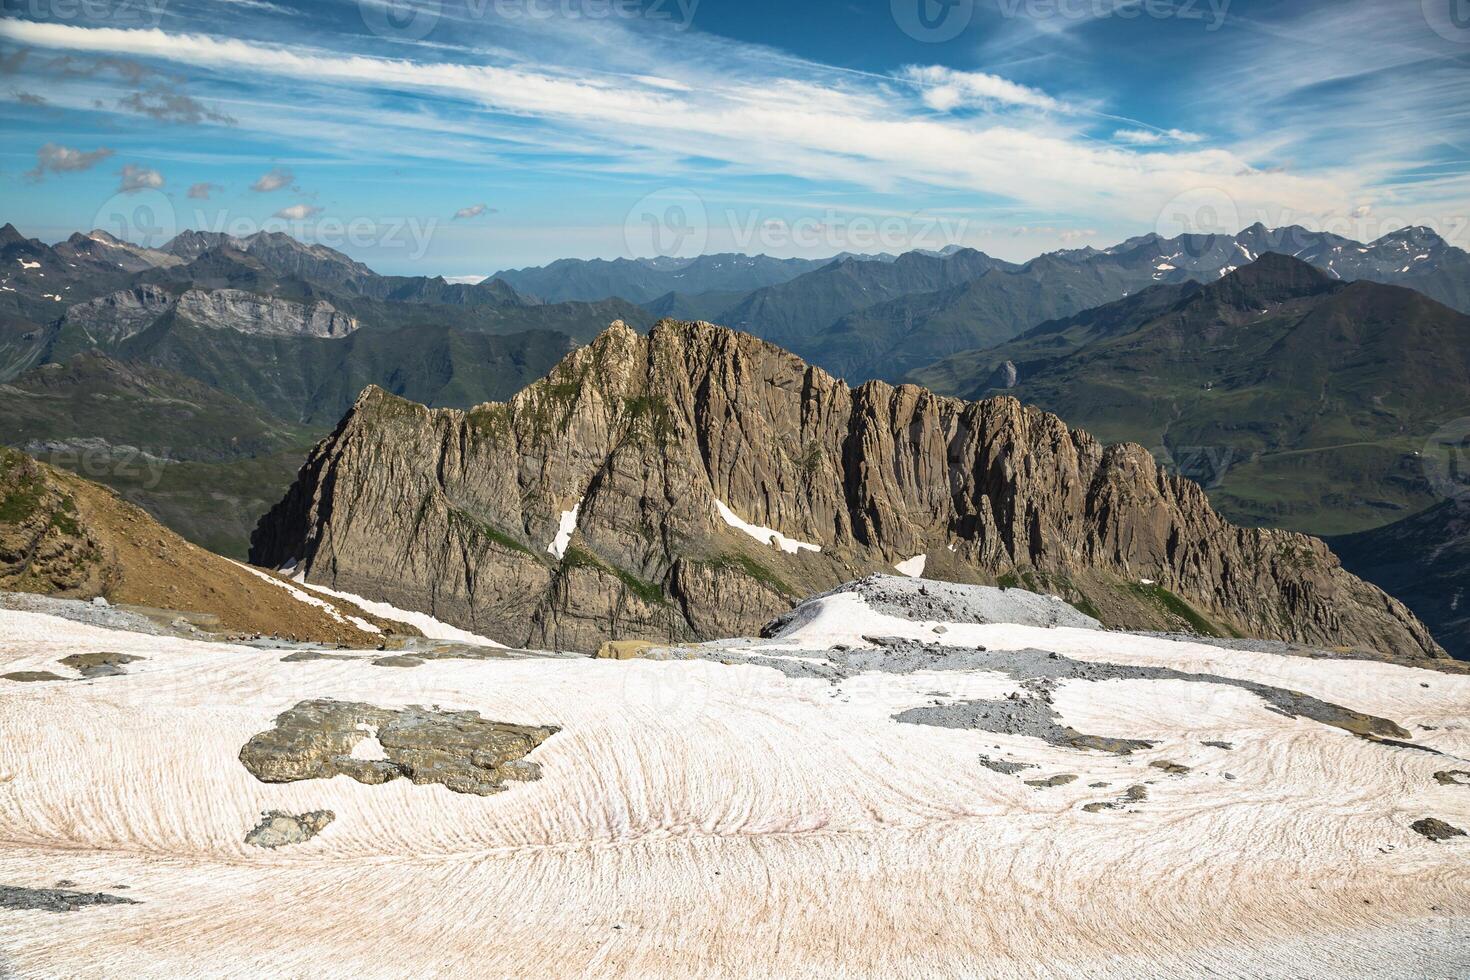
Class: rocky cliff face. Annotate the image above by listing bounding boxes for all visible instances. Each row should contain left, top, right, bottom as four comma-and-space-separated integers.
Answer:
251, 319, 1447, 660
174, 288, 358, 338
60, 285, 359, 340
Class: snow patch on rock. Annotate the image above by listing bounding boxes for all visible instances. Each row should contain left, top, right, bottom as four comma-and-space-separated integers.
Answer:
714, 499, 820, 554
894, 555, 926, 578
548, 500, 581, 560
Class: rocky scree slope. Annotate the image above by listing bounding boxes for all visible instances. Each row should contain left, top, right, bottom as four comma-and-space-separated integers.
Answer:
250, 319, 1446, 660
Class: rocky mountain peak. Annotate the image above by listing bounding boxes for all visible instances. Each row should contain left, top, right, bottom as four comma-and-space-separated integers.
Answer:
250, 317, 1445, 661
1200, 251, 1337, 309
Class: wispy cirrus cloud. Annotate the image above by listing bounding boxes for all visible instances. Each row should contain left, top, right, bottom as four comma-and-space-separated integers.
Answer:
2, 0, 1467, 265
0, 19, 1358, 229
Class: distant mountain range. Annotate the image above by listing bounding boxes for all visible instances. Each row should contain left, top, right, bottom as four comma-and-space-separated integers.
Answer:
489, 252, 840, 305
909, 253, 1470, 536
0, 223, 640, 415
0, 222, 645, 554
485, 222, 1470, 384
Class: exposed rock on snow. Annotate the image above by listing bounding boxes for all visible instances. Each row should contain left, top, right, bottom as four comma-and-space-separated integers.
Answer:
245, 810, 335, 849
58, 652, 142, 678
0, 884, 137, 913
1410, 818, 1466, 842
899, 694, 1157, 754
239, 699, 558, 796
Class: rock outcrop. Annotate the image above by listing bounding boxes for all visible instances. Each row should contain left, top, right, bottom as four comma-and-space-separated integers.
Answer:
174, 288, 358, 337
250, 319, 1447, 660
0, 447, 400, 646
60, 284, 360, 341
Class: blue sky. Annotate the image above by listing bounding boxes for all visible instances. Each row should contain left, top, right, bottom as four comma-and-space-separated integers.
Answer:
1, 0, 1468, 276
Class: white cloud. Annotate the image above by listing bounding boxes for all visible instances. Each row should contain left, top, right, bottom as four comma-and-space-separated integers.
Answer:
26, 142, 114, 179
188, 181, 223, 199
454, 203, 492, 220
1114, 128, 1205, 145
898, 65, 1064, 113
273, 203, 322, 219
251, 166, 294, 192
117, 163, 164, 193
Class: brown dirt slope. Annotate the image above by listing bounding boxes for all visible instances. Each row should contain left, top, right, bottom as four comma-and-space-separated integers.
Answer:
0, 447, 401, 645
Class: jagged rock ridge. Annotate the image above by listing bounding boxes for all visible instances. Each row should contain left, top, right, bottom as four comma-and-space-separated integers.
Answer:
250, 319, 1446, 660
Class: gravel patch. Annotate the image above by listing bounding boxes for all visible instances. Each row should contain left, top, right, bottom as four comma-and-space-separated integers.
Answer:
0, 592, 168, 636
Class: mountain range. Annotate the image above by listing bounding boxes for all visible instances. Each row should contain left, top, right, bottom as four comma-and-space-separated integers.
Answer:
249, 318, 1443, 661
479, 222, 1470, 385
908, 253, 1470, 536
3, 219, 1468, 658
